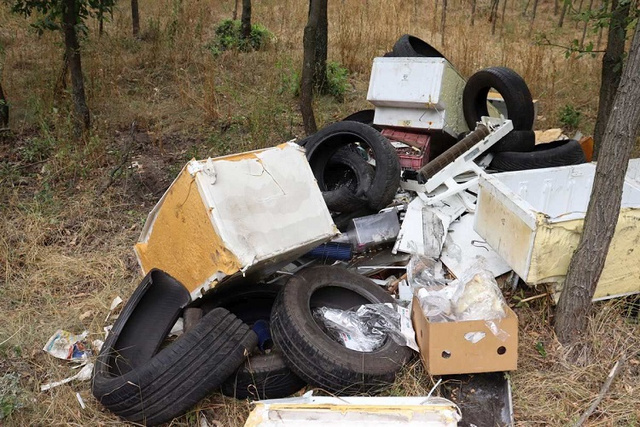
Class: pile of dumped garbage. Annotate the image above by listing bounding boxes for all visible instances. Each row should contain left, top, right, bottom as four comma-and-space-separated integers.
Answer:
41, 35, 640, 426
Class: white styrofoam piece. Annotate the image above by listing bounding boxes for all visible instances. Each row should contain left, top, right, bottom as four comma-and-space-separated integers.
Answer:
394, 195, 466, 256
441, 213, 511, 279
245, 393, 461, 426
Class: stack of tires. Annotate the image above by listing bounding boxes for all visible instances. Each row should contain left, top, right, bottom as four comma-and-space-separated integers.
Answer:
92, 267, 412, 426
385, 34, 587, 171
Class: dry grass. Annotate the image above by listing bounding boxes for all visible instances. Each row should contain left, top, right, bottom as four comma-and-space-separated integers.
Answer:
1, 0, 638, 425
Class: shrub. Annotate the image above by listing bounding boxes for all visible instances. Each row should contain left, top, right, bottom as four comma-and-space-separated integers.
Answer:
558, 104, 581, 130
207, 19, 273, 56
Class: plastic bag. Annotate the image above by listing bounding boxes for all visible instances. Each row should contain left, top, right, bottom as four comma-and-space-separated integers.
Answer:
407, 255, 449, 289
454, 270, 506, 321
417, 269, 507, 323
313, 303, 415, 352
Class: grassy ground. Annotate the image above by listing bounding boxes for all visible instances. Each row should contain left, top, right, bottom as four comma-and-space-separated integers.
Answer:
1, 0, 639, 425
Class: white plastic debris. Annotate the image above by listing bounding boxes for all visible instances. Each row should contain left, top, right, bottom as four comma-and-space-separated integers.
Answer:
76, 392, 86, 409
105, 296, 123, 322
40, 363, 94, 392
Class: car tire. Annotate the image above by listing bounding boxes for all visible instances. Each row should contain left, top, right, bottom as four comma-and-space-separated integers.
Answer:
489, 130, 536, 153
271, 266, 412, 396
322, 148, 375, 213
304, 121, 400, 212
92, 270, 257, 426
489, 139, 587, 171
463, 67, 534, 131
195, 283, 307, 400
390, 34, 446, 59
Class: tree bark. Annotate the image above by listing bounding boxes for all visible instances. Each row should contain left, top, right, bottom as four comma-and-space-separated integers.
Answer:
555, 25, 640, 345
300, 0, 318, 135
62, 0, 90, 135
471, 0, 477, 26
593, 0, 630, 159
313, 0, 328, 93
0, 82, 8, 128
558, 0, 569, 27
440, 0, 447, 45
131, 0, 140, 39
233, 0, 239, 20
580, 0, 595, 48
241, 0, 251, 40
490, 0, 499, 35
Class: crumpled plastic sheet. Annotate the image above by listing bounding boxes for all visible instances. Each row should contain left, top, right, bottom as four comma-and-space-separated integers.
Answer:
313, 303, 418, 352
417, 269, 507, 323
407, 255, 449, 289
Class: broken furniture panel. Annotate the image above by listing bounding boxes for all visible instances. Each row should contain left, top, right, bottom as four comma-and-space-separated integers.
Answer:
134, 143, 338, 298
244, 393, 461, 426
440, 212, 511, 279
475, 162, 640, 300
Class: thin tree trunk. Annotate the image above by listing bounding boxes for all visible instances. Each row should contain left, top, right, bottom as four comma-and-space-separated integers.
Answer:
529, 0, 539, 34
558, 0, 569, 26
490, 0, 499, 34
0, 82, 8, 128
580, 0, 595, 48
54, 51, 69, 98
301, 0, 318, 135
313, 0, 328, 93
433, 0, 439, 34
522, 0, 531, 16
241, 0, 251, 40
555, 0, 559, 14
593, 0, 630, 159
500, 0, 508, 33
131, 0, 140, 39
555, 25, 640, 345
63, 0, 90, 134
233, 0, 239, 20
471, 0, 477, 26
440, 0, 447, 45
576, 0, 586, 27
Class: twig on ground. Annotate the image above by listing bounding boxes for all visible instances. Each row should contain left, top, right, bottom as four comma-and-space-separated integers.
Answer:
96, 121, 137, 197
573, 358, 624, 426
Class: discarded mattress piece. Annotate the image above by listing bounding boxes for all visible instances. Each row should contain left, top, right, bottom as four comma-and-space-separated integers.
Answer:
134, 143, 338, 297
475, 162, 640, 300
244, 392, 462, 426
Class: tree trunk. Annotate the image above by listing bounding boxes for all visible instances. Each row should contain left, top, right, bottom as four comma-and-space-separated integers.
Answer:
0, 82, 8, 128
593, 0, 630, 159
555, 25, 640, 345
440, 0, 447, 45
131, 0, 140, 39
471, 0, 477, 26
233, 0, 239, 20
529, 0, 539, 34
554, 0, 559, 14
490, 0, 499, 35
241, 0, 251, 40
313, 0, 328, 93
63, 0, 90, 134
500, 0, 508, 33
300, 0, 318, 135
580, 0, 595, 48
558, 0, 569, 27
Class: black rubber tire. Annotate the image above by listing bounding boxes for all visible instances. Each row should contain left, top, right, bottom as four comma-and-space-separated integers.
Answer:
220, 352, 306, 400
341, 109, 376, 127
304, 121, 400, 212
271, 266, 412, 395
489, 130, 536, 153
489, 139, 586, 172
323, 148, 375, 213
390, 34, 446, 59
462, 67, 534, 131
195, 283, 307, 400
92, 272, 257, 426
